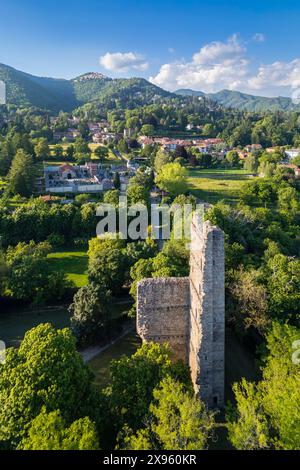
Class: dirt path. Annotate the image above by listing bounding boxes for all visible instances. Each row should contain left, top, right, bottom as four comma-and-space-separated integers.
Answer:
80, 323, 135, 363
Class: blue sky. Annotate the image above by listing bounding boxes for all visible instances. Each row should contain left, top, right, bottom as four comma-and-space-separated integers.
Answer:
1, 0, 300, 96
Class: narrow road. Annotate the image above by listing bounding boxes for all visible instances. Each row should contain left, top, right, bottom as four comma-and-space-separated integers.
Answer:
80, 322, 135, 363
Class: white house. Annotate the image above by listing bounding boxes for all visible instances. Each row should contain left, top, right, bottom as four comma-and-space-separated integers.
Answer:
285, 148, 300, 160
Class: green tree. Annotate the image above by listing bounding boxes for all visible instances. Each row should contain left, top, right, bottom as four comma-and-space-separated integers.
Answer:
0, 141, 13, 176
113, 171, 121, 189
34, 138, 50, 160
258, 160, 276, 177
8, 149, 36, 197
0, 250, 8, 295
53, 144, 64, 159
94, 145, 109, 162
109, 342, 190, 433
291, 154, 300, 167
20, 408, 99, 450
103, 189, 120, 206
266, 253, 300, 321
117, 138, 129, 154
243, 154, 258, 173
65, 144, 75, 160
0, 324, 99, 448
202, 123, 215, 137
154, 148, 171, 172
140, 124, 155, 136
130, 258, 154, 301
227, 268, 270, 336
69, 282, 111, 345
277, 186, 299, 215
88, 237, 127, 294
126, 116, 140, 131
225, 150, 240, 167
74, 137, 91, 163
6, 241, 69, 303
227, 322, 300, 450
155, 162, 188, 196
127, 183, 150, 206
152, 239, 189, 278
227, 379, 270, 450
150, 377, 214, 450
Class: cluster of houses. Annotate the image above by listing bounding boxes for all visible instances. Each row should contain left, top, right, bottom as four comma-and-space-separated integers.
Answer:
51, 117, 120, 144
138, 136, 226, 154
42, 162, 130, 194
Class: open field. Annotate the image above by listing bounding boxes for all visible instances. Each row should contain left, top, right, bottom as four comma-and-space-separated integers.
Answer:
47, 249, 88, 287
187, 168, 256, 203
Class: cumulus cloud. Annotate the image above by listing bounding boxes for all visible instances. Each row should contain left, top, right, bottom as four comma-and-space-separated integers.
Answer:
192, 34, 245, 65
150, 35, 300, 97
100, 52, 148, 72
252, 33, 265, 43
150, 35, 248, 93
249, 60, 300, 90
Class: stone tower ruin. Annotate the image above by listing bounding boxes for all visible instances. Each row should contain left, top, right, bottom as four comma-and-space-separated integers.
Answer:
137, 213, 225, 408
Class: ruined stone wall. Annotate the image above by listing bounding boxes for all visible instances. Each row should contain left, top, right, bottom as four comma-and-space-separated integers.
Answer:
136, 216, 225, 408
137, 277, 190, 362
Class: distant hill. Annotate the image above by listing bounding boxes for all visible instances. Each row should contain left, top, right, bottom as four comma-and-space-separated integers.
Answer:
175, 88, 300, 112
71, 72, 112, 103
0, 63, 174, 113
175, 89, 205, 98
0, 63, 78, 112
1, 63, 299, 113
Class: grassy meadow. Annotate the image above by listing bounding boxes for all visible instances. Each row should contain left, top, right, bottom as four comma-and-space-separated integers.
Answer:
187, 168, 256, 203
47, 249, 88, 288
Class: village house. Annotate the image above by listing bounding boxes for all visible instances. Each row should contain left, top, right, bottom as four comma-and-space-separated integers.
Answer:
88, 122, 101, 134
44, 162, 111, 193
279, 163, 300, 178
244, 144, 262, 153
138, 135, 226, 154
43, 161, 132, 195
53, 129, 80, 142
285, 148, 300, 160
92, 132, 118, 144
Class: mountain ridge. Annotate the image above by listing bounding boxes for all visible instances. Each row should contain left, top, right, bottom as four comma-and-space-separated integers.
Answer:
0, 63, 173, 112
0, 62, 299, 113
175, 88, 300, 112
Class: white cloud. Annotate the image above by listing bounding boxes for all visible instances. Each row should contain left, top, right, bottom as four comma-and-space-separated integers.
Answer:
248, 60, 300, 90
100, 52, 148, 72
150, 35, 300, 97
150, 35, 248, 93
252, 33, 265, 43
192, 34, 245, 65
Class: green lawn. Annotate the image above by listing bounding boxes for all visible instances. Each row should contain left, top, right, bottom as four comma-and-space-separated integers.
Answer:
89, 331, 142, 389
47, 249, 88, 287
187, 168, 256, 203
